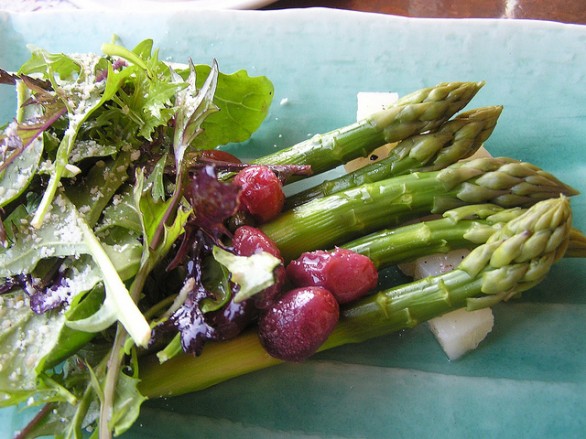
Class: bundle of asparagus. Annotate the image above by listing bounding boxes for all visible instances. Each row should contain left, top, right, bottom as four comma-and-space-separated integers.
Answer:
136, 81, 584, 399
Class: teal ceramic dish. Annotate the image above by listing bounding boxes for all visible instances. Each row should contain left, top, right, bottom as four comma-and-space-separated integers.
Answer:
1, 8, 585, 438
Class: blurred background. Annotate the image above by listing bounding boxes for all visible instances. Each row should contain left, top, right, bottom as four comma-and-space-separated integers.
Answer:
2, 0, 585, 24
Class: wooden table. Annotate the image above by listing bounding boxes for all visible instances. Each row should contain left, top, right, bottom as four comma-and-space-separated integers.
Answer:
262, 0, 586, 25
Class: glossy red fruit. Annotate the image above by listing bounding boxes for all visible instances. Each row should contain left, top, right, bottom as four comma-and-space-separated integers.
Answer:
286, 248, 378, 304
234, 165, 284, 223
232, 225, 283, 260
232, 225, 285, 309
258, 286, 339, 362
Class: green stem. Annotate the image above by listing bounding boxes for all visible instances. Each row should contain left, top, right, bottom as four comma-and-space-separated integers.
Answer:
98, 251, 157, 438
341, 217, 492, 269
285, 105, 503, 209
139, 330, 281, 398
252, 82, 484, 180
323, 269, 483, 348
99, 330, 126, 439
340, 204, 533, 268
261, 157, 578, 261
263, 172, 450, 261
31, 129, 76, 228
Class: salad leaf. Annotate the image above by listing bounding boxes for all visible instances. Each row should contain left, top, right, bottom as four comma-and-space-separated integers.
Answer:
101, 39, 274, 151
134, 169, 191, 262
65, 206, 151, 347
0, 37, 275, 437
184, 165, 241, 239
108, 370, 147, 436
212, 246, 280, 303
0, 195, 89, 277
20, 50, 135, 228
66, 150, 131, 227
0, 284, 103, 407
0, 291, 66, 405
0, 190, 151, 347
172, 60, 219, 167
101, 41, 181, 142
190, 64, 274, 150
0, 80, 54, 208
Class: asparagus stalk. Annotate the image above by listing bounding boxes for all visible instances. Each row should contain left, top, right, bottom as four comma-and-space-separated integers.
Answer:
323, 195, 572, 347
285, 105, 503, 209
341, 204, 586, 267
341, 204, 525, 269
261, 157, 579, 261
252, 81, 485, 179
138, 196, 572, 398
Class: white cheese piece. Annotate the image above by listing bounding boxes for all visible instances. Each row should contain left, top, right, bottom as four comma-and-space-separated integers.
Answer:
412, 248, 470, 279
355, 92, 399, 121
428, 308, 494, 360
412, 249, 494, 361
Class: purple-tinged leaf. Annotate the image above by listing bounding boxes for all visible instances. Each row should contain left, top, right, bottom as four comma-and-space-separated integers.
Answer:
0, 68, 52, 90
0, 108, 66, 173
192, 156, 313, 183
184, 165, 240, 240
156, 238, 217, 355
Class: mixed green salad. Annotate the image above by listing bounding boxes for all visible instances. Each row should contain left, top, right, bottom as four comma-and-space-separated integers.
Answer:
0, 38, 584, 438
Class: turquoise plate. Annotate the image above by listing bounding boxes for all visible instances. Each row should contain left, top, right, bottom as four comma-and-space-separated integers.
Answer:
1, 8, 585, 438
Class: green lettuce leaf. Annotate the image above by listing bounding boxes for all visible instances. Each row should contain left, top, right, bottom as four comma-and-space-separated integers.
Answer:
192, 65, 274, 149
0, 284, 103, 407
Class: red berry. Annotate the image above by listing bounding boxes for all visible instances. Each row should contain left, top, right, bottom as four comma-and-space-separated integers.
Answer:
232, 225, 283, 261
286, 248, 378, 304
234, 165, 284, 223
232, 225, 285, 309
258, 286, 339, 362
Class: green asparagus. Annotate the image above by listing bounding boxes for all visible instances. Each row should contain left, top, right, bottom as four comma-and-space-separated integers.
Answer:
252, 81, 484, 179
261, 157, 579, 261
138, 196, 572, 398
341, 204, 586, 268
341, 204, 524, 268
285, 105, 503, 209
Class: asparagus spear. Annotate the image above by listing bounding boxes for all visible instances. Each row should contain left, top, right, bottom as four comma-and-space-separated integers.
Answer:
341, 204, 586, 267
329, 196, 573, 343
251, 81, 485, 179
261, 157, 579, 261
341, 204, 525, 269
285, 105, 503, 209
138, 196, 572, 398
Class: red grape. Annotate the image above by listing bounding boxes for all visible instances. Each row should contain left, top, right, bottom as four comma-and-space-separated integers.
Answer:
234, 165, 284, 223
286, 248, 378, 304
258, 286, 339, 362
